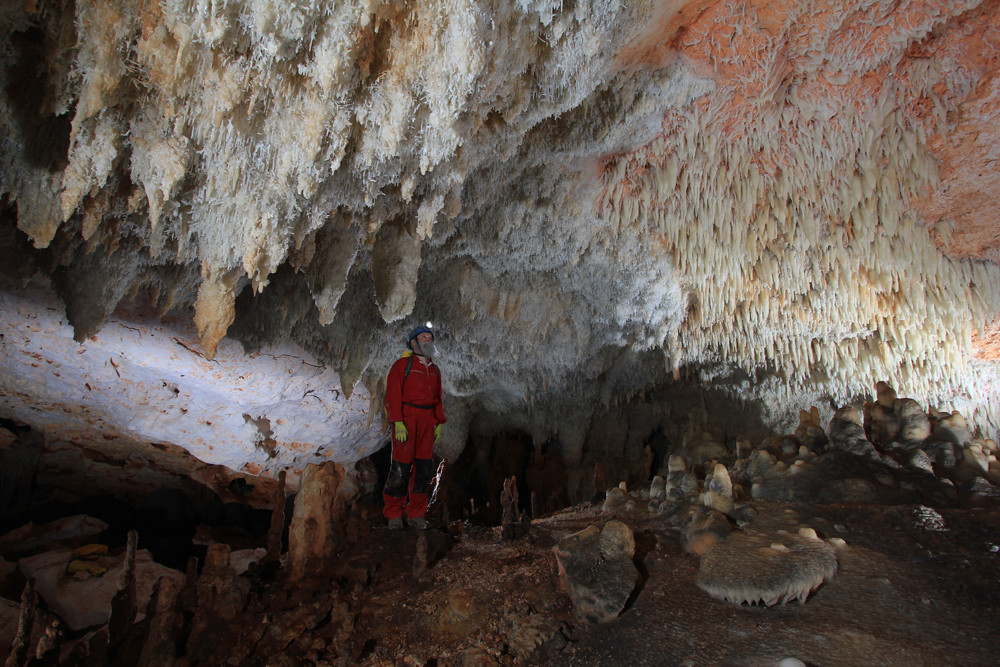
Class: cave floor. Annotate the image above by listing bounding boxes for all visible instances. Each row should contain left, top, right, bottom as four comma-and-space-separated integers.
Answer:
315, 499, 1000, 666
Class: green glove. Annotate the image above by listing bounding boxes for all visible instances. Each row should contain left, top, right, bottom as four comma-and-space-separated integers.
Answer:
434, 423, 443, 443
394, 421, 408, 442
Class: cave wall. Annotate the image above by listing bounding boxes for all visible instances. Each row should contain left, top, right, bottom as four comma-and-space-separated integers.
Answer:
1, 0, 999, 485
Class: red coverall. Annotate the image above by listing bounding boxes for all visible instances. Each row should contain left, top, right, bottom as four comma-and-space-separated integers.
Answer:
383, 351, 446, 520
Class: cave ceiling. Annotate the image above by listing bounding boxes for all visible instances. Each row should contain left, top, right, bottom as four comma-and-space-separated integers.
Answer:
1, 0, 999, 484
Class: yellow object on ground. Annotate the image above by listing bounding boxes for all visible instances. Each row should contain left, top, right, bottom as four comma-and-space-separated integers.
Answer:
67, 560, 108, 576
72, 543, 109, 558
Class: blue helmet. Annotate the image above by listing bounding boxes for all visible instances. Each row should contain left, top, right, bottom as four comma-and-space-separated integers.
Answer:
407, 325, 434, 347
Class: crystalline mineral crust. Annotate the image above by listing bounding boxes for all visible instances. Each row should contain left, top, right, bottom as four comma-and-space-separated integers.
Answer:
1, 0, 999, 478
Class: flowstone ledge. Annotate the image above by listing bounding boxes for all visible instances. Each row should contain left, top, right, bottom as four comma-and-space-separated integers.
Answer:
696, 527, 840, 607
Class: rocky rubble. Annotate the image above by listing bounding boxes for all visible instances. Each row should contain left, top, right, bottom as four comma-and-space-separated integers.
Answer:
1, 382, 999, 665
552, 521, 639, 624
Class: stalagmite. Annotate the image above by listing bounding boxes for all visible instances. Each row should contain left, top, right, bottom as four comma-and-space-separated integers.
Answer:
702, 463, 735, 514
107, 529, 138, 662
186, 543, 247, 662
4, 580, 36, 667
136, 577, 182, 667
31, 620, 60, 667
287, 462, 345, 582
501, 476, 520, 541
265, 470, 287, 565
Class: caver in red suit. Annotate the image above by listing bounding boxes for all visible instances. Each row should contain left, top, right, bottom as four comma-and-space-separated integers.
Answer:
383, 326, 445, 524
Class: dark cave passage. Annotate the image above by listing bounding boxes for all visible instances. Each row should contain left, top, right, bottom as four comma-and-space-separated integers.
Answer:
0, 420, 276, 573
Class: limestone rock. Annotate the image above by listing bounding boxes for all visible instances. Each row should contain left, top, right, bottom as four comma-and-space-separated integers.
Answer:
553, 521, 640, 624
828, 406, 880, 459
726, 503, 758, 527
242, 596, 338, 663
868, 401, 901, 449
0, 289, 384, 485
964, 477, 1000, 504
681, 431, 728, 467
599, 520, 636, 561
0, 557, 15, 585
0, 515, 108, 558
17, 548, 184, 631
921, 440, 959, 471
186, 543, 250, 662
649, 475, 666, 500
962, 442, 990, 474
288, 461, 345, 581
930, 412, 973, 448
701, 463, 734, 513
750, 460, 822, 503
875, 381, 897, 409
664, 456, 699, 501
735, 435, 755, 459
697, 528, 839, 607
371, 221, 423, 323
230, 547, 267, 576
504, 612, 566, 664
136, 576, 183, 667
742, 448, 777, 481
909, 449, 936, 474
895, 399, 932, 445
192, 269, 240, 360
602, 486, 629, 513
747, 450, 930, 505
684, 506, 733, 556
794, 414, 828, 453
2, 581, 36, 667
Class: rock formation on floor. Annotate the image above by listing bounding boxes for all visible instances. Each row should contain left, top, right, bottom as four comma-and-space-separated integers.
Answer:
696, 527, 841, 607
552, 520, 640, 624
3, 387, 1000, 665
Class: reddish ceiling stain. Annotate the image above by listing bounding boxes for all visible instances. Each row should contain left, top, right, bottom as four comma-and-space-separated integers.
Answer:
614, 0, 1000, 264
613, 0, 717, 73
973, 318, 1000, 360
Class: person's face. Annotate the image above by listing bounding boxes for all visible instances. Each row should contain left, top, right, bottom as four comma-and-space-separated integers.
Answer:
413, 332, 434, 354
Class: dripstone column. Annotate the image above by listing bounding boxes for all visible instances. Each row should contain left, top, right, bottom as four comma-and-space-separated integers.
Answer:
287, 461, 345, 582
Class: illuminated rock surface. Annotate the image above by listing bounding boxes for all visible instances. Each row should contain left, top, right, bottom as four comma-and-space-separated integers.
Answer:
1, 0, 999, 486
18, 547, 184, 632
0, 283, 381, 482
